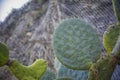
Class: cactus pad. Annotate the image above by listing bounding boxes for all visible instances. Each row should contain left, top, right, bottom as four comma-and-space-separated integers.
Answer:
53, 19, 102, 70
9, 59, 47, 80
103, 23, 120, 54
41, 68, 56, 80
54, 58, 62, 72
88, 55, 117, 80
55, 77, 73, 80
0, 42, 9, 67
58, 65, 88, 80
112, 0, 120, 22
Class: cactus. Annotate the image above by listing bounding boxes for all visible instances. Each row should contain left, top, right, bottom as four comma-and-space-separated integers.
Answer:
8, 59, 47, 80
58, 65, 88, 80
0, 42, 9, 67
103, 23, 120, 54
0, 42, 47, 80
54, 57, 62, 72
40, 68, 56, 80
103, 0, 120, 54
88, 55, 117, 80
112, 0, 120, 22
54, 56, 88, 80
0, 0, 119, 79
55, 77, 73, 80
52, 19, 102, 70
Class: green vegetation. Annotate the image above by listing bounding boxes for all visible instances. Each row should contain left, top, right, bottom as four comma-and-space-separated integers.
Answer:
112, 0, 120, 22
55, 77, 73, 80
103, 0, 120, 55
0, 0, 120, 80
103, 23, 120, 54
9, 59, 47, 80
52, 0, 120, 79
53, 19, 102, 70
58, 65, 88, 80
88, 55, 117, 80
40, 68, 56, 80
0, 42, 9, 67
0, 41, 47, 80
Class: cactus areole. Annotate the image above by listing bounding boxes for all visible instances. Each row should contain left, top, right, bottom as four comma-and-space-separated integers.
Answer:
52, 19, 102, 70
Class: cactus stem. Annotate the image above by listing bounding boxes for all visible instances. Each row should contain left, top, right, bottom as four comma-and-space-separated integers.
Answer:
112, 0, 120, 22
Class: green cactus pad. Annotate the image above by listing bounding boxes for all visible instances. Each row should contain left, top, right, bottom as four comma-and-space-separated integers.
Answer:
55, 77, 73, 80
41, 68, 56, 80
55, 58, 88, 80
53, 19, 102, 70
0, 42, 9, 67
103, 23, 120, 54
112, 0, 120, 22
58, 65, 88, 80
9, 59, 47, 80
88, 55, 117, 80
54, 58, 62, 72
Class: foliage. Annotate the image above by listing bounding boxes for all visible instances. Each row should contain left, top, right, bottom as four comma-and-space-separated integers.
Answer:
112, 0, 120, 22
53, 19, 102, 70
58, 65, 88, 80
103, 23, 120, 54
88, 55, 117, 80
9, 59, 47, 80
0, 0, 120, 80
55, 77, 73, 80
40, 68, 56, 80
0, 42, 9, 67
53, 0, 120, 78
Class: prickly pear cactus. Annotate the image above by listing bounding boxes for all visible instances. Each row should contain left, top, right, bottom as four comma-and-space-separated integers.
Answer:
112, 0, 120, 22
40, 68, 56, 80
103, 0, 120, 54
58, 65, 88, 80
53, 19, 102, 70
8, 59, 47, 80
21, 77, 36, 80
0, 42, 9, 67
54, 58, 62, 72
55, 77, 73, 80
88, 55, 117, 80
103, 23, 120, 54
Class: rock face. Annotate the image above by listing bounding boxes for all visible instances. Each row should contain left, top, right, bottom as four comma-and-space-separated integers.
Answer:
0, 0, 50, 65
0, 0, 119, 80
